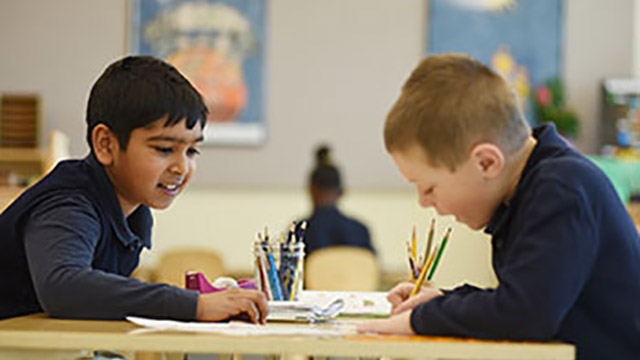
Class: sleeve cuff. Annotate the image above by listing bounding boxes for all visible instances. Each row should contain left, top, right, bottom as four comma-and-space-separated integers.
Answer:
410, 303, 426, 334
163, 287, 199, 321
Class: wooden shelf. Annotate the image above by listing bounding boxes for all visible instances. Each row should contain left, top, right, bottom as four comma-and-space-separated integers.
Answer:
0, 147, 45, 179
0, 147, 43, 162
0, 186, 25, 212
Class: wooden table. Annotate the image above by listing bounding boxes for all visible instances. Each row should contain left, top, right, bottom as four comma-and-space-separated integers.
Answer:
0, 314, 575, 360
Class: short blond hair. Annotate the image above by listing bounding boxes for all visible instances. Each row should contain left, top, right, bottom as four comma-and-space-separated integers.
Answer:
384, 53, 530, 171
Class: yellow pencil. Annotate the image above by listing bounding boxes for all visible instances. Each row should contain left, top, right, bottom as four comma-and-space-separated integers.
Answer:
410, 243, 438, 297
423, 218, 435, 268
289, 256, 302, 301
410, 227, 452, 297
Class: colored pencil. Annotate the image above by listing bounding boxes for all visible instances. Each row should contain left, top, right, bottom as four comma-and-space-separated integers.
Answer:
423, 218, 435, 268
410, 242, 439, 297
411, 226, 417, 261
427, 228, 452, 281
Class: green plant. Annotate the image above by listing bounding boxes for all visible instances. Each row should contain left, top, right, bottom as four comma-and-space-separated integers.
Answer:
533, 78, 579, 138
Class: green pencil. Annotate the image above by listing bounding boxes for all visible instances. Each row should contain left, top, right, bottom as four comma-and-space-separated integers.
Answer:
426, 227, 452, 281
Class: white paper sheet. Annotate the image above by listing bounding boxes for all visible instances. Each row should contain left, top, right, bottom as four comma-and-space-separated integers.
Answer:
299, 291, 391, 316
126, 316, 356, 336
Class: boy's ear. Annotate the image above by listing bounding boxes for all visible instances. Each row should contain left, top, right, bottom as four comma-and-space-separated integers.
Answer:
469, 143, 504, 180
91, 124, 120, 166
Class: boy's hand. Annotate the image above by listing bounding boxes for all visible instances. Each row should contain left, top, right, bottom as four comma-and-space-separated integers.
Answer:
387, 281, 443, 315
196, 288, 268, 324
356, 310, 414, 335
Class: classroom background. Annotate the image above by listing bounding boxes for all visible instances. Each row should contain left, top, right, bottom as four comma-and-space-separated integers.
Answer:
1, 0, 639, 291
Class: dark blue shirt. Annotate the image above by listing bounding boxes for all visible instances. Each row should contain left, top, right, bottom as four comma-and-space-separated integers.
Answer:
410, 124, 640, 360
303, 205, 375, 255
0, 154, 198, 320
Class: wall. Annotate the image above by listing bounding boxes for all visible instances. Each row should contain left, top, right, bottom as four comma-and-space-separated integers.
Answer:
635, 0, 640, 78
0, 0, 127, 159
147, 186, 496, 289
1, 0, 636, 188
564, 0, 635, 152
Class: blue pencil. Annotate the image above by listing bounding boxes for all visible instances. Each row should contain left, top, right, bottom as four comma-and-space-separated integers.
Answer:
266, 252, 283, 300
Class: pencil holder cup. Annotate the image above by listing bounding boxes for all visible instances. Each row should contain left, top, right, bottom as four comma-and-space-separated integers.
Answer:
253, 241, 305, 301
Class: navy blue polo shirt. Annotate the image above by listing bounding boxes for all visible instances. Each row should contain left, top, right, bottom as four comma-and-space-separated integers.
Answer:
0, 154, 198, 320
303, 205, 375, 255
410, 124, 640, 360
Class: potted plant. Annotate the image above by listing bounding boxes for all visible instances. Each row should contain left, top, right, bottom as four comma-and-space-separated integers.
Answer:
533, 78, 579, 139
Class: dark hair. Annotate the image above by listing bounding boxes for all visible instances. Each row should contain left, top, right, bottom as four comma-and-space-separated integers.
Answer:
86, 55, 209, 150
310, 145, 342, 190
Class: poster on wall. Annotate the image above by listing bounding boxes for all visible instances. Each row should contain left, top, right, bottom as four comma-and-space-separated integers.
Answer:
129, 0, 266, 146
427, 0, 563, 122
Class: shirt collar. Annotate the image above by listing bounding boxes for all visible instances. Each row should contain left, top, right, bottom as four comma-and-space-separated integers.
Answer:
484, 123, 570, 236
85, 153, 153, 249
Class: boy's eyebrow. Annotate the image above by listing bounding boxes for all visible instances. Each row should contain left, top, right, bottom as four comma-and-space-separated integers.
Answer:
146, 135, 204, 143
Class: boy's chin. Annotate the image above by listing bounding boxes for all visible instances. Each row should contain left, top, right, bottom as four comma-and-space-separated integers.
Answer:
457, 217, 485, 231
464, 220, 488, 231
147, 200, 175, 210
466, 223, 483, 231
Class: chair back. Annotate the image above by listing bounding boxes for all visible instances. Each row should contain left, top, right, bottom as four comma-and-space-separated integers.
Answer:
305, 246, 379, 291
154, 248, 225, 288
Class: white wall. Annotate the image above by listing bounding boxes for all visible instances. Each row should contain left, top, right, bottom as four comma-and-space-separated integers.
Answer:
564, 0, 635, 152
0, 0, 126, 159
635, 0, 640, 78
147, 186, 496, 289
1, 0, 636, 187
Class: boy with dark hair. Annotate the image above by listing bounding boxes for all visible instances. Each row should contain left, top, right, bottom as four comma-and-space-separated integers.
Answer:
358, 53, 640, 360
0, 56, 267, 323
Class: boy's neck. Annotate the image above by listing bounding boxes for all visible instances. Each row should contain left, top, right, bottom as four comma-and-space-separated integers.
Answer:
502, 136, 537, 204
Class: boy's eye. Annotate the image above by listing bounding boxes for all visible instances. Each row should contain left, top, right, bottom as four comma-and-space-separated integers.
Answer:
153, 146, 173, 155
187, 147, 201, 157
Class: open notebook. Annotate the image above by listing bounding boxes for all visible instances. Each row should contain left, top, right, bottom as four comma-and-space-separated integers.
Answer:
185, 272, 391, 321
299, 290, 391, 317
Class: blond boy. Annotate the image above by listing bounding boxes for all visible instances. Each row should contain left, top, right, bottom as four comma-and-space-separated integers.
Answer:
358, 54, 640, 360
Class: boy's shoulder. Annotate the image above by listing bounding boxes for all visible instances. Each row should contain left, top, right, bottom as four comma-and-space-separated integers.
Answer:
529, 149, 606, 189
515, 146, 619, 214
3, 156, 105, 222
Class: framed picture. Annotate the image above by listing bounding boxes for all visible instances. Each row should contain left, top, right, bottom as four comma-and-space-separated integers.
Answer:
427, 0, 564, 122
128, 0, 266, 146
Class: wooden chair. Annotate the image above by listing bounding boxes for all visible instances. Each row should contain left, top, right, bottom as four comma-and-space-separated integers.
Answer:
305, 246, 379, 291
153, 248, 225, 288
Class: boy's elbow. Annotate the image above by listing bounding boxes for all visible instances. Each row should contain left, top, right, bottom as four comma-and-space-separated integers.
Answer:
35, 269, 87, 319
37, 285, 77, 319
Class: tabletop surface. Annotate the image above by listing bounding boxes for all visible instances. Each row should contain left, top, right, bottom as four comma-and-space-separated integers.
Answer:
0, 314, 575, 359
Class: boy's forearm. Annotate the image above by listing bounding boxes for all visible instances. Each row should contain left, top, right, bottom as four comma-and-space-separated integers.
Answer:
36, 265, 199, 320
358, 310, 414, 335
24, 196, 199, 321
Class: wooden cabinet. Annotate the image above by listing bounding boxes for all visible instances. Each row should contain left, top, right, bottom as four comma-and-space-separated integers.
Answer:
0, 147, 46, 211
0, 147, 45, 181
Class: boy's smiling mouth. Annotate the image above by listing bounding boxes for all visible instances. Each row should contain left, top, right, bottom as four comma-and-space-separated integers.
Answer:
158, 180, 183, 194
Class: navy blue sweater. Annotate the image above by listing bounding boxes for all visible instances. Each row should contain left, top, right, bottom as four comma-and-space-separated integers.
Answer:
0, 154, 197, 320
410, 124, 640, 360
304, 205, 375, 255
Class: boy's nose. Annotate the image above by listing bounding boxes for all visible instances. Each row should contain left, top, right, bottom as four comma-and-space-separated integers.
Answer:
418, 195, 435, 208
170, 155, 188, 175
